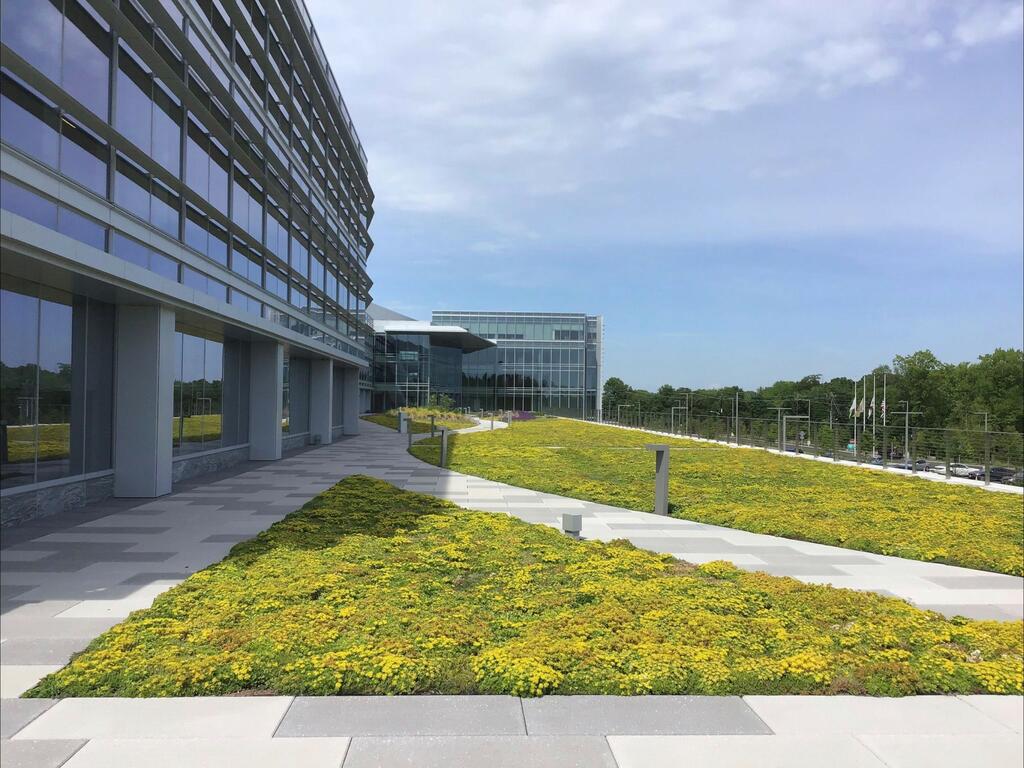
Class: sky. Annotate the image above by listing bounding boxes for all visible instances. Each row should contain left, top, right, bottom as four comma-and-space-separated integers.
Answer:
307, 0, 1024, 390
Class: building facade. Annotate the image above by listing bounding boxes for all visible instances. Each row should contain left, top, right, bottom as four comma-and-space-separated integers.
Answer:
0, 0, 374, 524
431, 311, 603, 418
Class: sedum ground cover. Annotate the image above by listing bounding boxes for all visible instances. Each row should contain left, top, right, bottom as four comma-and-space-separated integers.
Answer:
410, 419, 1024, 576
362, 407, 476, 433
29, 476, 1022, 698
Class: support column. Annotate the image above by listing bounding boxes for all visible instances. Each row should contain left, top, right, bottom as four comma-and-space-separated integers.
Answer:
341, 365, 360, 436
309, 358, 333, 445
249, 341, 283, 460
113, 305, 175, 497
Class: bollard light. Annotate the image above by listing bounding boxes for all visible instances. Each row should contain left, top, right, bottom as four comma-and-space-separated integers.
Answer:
440, 428, 449, 468
645, 444, 670, 516
562, 512, 583, 539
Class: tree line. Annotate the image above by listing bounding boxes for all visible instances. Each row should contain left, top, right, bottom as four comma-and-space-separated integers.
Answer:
603, 348, 1024, 434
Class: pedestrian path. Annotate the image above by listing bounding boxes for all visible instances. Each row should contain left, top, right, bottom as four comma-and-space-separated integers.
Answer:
3, 694, 1020, 767
2, 420, 1021, 767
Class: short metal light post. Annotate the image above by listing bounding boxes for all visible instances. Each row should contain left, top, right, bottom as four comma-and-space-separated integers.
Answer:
562, 512, 582, 539
440, 428, 449, 468
430, 415, 436, 438
408, 420, 414, 449
398, 411, 408, 434
645, 444, 670, 516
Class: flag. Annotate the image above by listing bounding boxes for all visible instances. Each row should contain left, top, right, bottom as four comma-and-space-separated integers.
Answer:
857, 396, 866, 417
880, 399, 887, 418
868, 394, 875, 419
849, 395, 857, 417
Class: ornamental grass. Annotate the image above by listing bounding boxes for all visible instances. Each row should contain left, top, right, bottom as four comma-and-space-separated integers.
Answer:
29, 476, 1022, 698
362, 407, 476, 433
411, 419, 1024, 576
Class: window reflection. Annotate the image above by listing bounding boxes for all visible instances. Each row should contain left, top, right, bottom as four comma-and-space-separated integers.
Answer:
0, 279, 114, 490
171, 327, 255, 455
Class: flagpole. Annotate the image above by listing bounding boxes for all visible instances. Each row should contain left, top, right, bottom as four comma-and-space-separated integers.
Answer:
882, 372, 887, 427
862, 375, 867, 433
872, 374, 876, 440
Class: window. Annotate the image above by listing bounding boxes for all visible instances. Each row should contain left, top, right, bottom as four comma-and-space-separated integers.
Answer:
0, 72, 60, 168
0, 278, 114, 490
0, 178, 58, 229
230, 246, 262, 285
57, 207, 105, 250
172, 330, 224, 455
111, 232, 178, 281
231, 164, 262, 241
61, 0, 111, 119
59, 117, 108, 196
115, 44, 181, 174
290, 228, 308, 277
1, 0, 63, 84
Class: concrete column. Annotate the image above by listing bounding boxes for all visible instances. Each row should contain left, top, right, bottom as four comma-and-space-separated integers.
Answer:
113, 305, 175, 497
309, 358, 333, 445
249, 341, 283, 460
341, 365, 360, 436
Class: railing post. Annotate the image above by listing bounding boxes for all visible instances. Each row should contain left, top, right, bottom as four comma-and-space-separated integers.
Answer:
645, 444, 670, 516
984, 431, 991, 485
881, 426, 888, 468
440, 428, 449, 468
945, 433, 951, 479
430, 415, 436, 437
833, 427, 838, 462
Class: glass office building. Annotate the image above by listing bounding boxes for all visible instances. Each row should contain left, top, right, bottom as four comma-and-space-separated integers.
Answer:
1, 0, 373, 524
367, 305, 493, 411
431, 311, 603, 418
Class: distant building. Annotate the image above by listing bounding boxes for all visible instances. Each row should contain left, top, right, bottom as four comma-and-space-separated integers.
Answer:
366, 304, 493, 411
431, 311, 603, 418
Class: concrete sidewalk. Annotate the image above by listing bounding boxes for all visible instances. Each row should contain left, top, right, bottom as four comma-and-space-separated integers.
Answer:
2, 420, 1021, 766
3, 694, 1021, 767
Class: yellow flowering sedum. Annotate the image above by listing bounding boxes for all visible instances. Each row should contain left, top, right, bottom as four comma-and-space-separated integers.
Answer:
411, 419, 1024, 576
28, 476, 1022, 698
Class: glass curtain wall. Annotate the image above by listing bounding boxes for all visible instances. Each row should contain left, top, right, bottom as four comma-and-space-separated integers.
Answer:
0, 276, 114, 490
372, 333, 430, 410
435, 312, 594, 416
0, 0, 373, 359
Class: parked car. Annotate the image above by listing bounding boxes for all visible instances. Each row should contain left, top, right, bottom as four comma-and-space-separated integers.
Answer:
1010, 470, 1024, 487
890, 459, 930, 472
987, 466, 1017, 484
952, 463, 983, 478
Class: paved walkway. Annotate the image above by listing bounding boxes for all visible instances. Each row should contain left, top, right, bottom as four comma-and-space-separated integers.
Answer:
2, 420, 1022, 766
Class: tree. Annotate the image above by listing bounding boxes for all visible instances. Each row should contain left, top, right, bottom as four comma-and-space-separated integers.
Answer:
602, 377, 631, 413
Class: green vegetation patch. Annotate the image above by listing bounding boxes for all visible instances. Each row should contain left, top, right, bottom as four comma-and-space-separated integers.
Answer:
28, 476, 1022, 698
362, 407, 476, 433
411, 419, 1024, 576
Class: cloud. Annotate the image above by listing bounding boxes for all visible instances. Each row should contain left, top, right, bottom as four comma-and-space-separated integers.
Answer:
953, 1, 1024, 46
308, 0, 1023, 253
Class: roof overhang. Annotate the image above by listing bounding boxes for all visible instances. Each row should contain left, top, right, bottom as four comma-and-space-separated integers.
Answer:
373, 320, 495, 353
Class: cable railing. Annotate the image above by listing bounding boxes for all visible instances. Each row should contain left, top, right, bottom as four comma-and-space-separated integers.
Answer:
589, 410, 1024, 487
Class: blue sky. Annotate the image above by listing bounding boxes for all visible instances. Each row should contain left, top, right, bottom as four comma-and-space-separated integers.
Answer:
309, 0, 1024, 389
